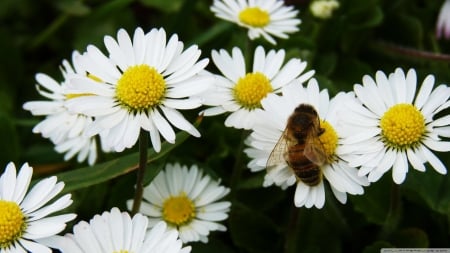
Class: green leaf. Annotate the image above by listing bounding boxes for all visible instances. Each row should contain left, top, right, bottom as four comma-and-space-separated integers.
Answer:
0, 114, 19, 168
362, 241, 394, 253
139, 0, 184, 13
56, 0, 91, 16
188, 22, 233, 46
235, 186, 287, 212
390, 227, 429, 248
350, 175, 392, 225
347, 6, 384, 30
54, 117, 202, 194
291, 207, 345, 253
190, 237, 236, 253
92, 0, 134, 17
229, 202, 280, 253
402, 168, 450, 215
315, 51, 338, 76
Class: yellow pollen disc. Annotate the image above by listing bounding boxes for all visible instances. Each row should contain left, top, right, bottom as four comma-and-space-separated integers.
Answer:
116, 65, 166, 111
0, 200, 26, 248
233, 72, 273, 109
318, 120, 338, 163
112, 251, 129, 253
239, 7, 270, 27
380, 103, 425, 149
162, 193, 196, 226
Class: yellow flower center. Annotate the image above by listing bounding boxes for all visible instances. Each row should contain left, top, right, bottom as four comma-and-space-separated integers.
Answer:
233, 72, 273, 109
239, 7, 270, 27
318, 120, 339, 163
380, 103, 425, 149
115, 65, 166, 111
113, 251, 129, 253
162, 193, 196, 226
0, 200, 26, 249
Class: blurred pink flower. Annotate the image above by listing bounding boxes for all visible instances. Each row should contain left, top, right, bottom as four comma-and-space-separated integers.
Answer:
436, 0, 450, 39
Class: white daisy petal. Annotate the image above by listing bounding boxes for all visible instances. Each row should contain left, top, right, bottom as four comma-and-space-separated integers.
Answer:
414, 74, 435, 109
294, 183, 309, 207
392, 68, 408, 103
369, 149, 396, 182
431, 114, 450, 127
105, 29, 133, 71
270, 59, 303, 88
49, 208, 189, 253
354, 78, 385, 116
160, 106, 200, 137
128, 163, 230, 243
405, 68, 417, 104
211, 48, 244, 82
151, 109, 176, 143
421, 146, 447, 174
392, 152, 408, 184
407, 149, 426, 172
13, 163, 33, 203
211, 1, 300, 44
0, 162, 75, 252
421, 86, 450, 118
423, 139, 450, 152
314, 182, 326, 208
330, 186, 347, 204
245, 80, 369, 208
22, 51, 102, 165
341, 68, 450, 184
1, 162, 17, 200
58, 27, 209, 152
203, 45, 315, 129
18, 239, 52, 253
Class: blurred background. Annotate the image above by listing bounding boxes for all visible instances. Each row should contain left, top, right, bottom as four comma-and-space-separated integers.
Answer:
0, 0, 449, 252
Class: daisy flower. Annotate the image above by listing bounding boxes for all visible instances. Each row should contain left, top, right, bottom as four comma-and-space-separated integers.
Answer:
65, 27, 212, 153
244, 79, 369, 208
0, 162, 76, 253
436, 0, 450, 39
42, 207, 190, 253
309, 0, 340, 19
22, 51, 102, 165
128, 163, 231, 243
340, 68, 450, 184
210, 0, 301, 44
202, 45, 315, 129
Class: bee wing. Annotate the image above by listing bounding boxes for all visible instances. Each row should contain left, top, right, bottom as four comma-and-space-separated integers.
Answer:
303, 128, 327, 166
266, 129, 290, 171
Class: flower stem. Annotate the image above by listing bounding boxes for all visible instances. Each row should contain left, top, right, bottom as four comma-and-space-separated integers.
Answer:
131, 129, 149, 215
230, 129, 250, 199
380, 182, 402, 238
284, 204, 300, 253
371, 40, 450, 62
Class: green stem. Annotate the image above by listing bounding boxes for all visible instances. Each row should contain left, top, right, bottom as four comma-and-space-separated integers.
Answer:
381, 182, 402, 238
131, 129, 149, 215
29, 14, 69, 50
371, 40, 450, 62
230, 129, 250, 199
284, 204, 300, 253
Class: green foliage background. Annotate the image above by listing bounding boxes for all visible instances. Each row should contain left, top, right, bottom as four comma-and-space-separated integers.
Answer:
0, 0, 449, 252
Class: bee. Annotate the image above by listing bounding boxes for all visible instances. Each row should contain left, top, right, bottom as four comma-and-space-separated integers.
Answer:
266, 103, 327, 186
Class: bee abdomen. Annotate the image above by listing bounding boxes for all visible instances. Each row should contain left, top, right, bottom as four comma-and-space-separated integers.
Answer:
294, 164, 322, 186
287, 145, 322, 186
